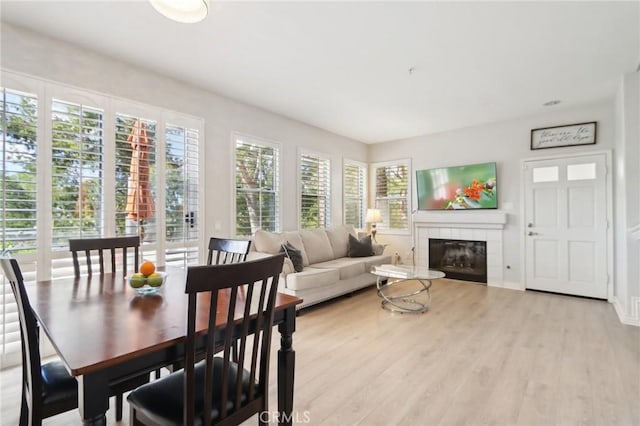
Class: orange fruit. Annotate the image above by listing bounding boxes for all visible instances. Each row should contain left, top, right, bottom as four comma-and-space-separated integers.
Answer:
140, 261, 155, 277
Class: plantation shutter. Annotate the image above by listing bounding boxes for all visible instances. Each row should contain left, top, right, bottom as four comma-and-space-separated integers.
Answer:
0, 72, 206, 368
50, 98, 107, 278
374, 162, 410, 231
164, 123, 201, 267
114, 115, 158, 262
51, 99, 105, 247
0, 87, 38, 366
343, 160, 366, 228
300, 152, 331, 229
235, 137, 280, 236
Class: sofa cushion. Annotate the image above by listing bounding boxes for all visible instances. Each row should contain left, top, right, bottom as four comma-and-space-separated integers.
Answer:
282, 232, 308, 266
312, 258, 366, 280
280, 242, 304, 272
254, 230, 308, 265
285, 267, 340, 291
325, 225, 356, 258
300, 229, 334, 264
348, 234, 374, 257
254, 230, 283, 254
372, 243, 385, 256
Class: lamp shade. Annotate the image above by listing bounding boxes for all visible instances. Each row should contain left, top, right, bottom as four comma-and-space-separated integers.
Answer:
149, 0, 209, 23
366, 208, 382, 224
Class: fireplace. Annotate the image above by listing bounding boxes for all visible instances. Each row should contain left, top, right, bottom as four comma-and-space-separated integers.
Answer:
429, 238, 487, 284
413, 211, 507, 288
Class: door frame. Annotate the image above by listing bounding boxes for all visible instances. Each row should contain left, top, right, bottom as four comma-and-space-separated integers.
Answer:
519, 150, 614, 301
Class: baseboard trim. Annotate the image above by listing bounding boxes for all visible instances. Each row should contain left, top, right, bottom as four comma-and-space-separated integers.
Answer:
488, 281, 523, 291
612, 296, 640, 327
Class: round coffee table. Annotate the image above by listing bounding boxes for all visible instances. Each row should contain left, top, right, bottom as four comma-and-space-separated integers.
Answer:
372, 265, 445, 313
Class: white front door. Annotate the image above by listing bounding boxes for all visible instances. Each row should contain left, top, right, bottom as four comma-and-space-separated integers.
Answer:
523, 153, 609, 298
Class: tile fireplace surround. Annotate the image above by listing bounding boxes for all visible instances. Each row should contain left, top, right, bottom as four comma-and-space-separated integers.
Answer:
414, 211, 508, 287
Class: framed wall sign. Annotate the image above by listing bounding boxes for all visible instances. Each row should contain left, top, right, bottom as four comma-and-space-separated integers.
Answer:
530, 122, 597, 150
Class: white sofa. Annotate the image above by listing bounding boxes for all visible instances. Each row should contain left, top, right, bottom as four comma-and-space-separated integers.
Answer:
248, 225, 391, 309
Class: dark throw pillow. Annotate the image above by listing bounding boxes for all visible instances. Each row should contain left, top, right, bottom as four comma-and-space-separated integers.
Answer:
280, 241, 304, 272
348, 234, 374, 257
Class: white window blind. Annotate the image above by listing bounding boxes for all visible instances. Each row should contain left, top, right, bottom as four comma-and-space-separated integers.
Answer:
0, 87, 38, 367
373, 160, 410, 232
1, 88, 38, 254
115, 115, 157, 247
51, 99, 105, 248
343, 160, 366, 229
300, 152, 331, 229
164, 123, 200, 267
235, 135, 280, 236
0, 72, 205, 369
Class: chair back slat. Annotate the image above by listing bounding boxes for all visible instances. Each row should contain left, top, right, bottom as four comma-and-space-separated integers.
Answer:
69, 236, 140, 277
0, 258, 44, 422
207, 237, 251, 266
184, 253, 284, 425
235, 282, 254, 406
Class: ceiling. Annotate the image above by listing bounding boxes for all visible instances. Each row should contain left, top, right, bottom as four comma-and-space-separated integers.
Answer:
1, 1, 638, 143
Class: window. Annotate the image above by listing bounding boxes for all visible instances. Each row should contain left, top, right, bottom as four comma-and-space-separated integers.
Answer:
51, 98, 105, 247
1, 88, 38, 255
343, 159, 366, 229
234, 134, 280, 236
532, 166, 559, 183
164, 123, 201, 266
0, 87, 38, 368
567, 163, 596, 181
0, 72, 204, 368
372, 160, 410, 233
299, 151, 331, 229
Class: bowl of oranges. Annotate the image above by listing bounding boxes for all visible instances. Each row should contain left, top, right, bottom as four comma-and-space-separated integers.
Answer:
129, 261, 166, 295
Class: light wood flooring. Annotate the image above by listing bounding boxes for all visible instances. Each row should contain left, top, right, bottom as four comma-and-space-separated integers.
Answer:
1, 279, 638, 425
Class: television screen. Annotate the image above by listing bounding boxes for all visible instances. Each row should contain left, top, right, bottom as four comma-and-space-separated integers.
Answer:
416, 162, 497, 210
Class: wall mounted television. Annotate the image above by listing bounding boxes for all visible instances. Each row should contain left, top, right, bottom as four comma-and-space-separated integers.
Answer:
416, 162, 498, 210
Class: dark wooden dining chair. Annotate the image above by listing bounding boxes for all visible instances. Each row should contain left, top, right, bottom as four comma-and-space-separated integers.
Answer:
208, 237, 253, 362
69, 236, 140, 277
68, 235, 145, 420
127, 253, 286, 426
1, 257, 78, 426
207, 237, 252, 265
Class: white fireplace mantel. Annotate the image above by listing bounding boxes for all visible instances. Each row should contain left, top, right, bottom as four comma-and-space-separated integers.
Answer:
413, 211, 507, 230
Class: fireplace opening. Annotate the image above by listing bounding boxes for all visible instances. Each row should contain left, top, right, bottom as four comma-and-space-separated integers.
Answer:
429, 238, 487, 284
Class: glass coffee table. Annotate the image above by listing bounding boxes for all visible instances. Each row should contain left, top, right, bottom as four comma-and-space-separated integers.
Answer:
372, 264, 445, 313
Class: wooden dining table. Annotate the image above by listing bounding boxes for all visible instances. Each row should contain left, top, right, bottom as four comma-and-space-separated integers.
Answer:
26, 267, 302, 425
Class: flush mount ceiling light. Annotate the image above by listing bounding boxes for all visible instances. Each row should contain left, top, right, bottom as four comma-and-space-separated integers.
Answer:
149, 0, 209, 23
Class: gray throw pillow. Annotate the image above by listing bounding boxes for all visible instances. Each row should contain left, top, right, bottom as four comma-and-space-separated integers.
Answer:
280, 242, 304, 272
348, 234, 374, 257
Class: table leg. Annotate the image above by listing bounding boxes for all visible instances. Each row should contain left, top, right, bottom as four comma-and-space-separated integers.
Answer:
77, 373, 109, 426
277, 306, 296, 426
377, 278, 432, 313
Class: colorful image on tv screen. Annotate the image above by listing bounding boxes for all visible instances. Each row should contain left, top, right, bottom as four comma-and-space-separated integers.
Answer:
416, 162, 497, 210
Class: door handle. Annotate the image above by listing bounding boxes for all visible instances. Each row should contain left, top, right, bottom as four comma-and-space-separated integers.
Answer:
184, 212, 195, 228
528, 231, 538, 236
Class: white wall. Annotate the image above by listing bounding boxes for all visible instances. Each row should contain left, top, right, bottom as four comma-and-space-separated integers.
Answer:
1, 23, 368, 239
614, 70, 640, 325
369, 102, 615, 288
